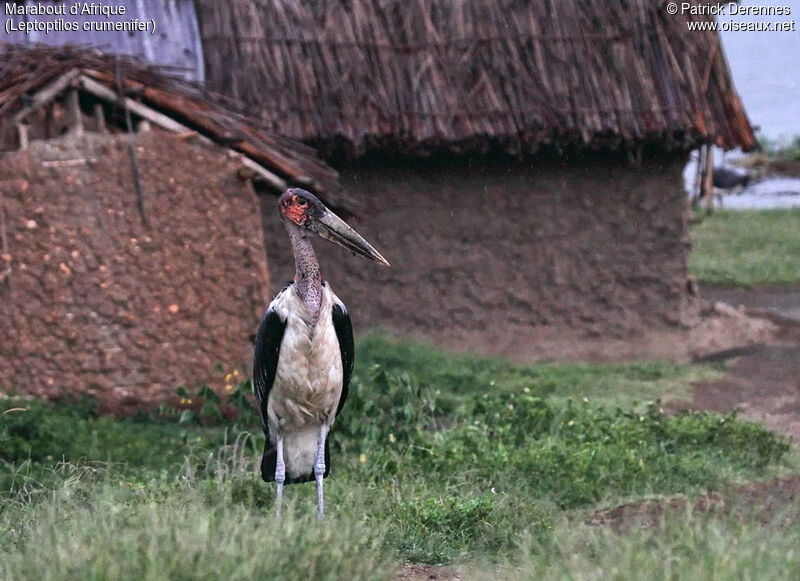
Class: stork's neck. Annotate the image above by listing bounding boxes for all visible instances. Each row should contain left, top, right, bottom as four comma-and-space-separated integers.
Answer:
286, 223, 322, 323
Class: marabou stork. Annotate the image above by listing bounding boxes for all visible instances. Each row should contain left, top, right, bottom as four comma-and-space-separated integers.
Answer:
713, 165, 752, 190
253, 188, 389, 518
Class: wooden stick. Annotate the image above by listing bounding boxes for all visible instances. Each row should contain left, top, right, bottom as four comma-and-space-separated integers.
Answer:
93, 102, 106, 133
691, 147, 704, 208
80, 74, 288, 192
0, 189, 10, 286
114, 64, 149, 229
79, 68, 337, 194
238, 155, 287, 191
65, 89, 84, 136
42, 158, 90, 167
79, 75, 190, 133
136, 84, 315, 184
700, 145, 715, 215
10, 69, 81, 126
703, 145, 714, 214
16, 123, 28, 150
696, 145, 708, 209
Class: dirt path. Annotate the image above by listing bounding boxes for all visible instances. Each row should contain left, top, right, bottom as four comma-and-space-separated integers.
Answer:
691, 284, 800, 441
397, 565, 463, 581
589, 475, 800, 533
702, 284, 800, 323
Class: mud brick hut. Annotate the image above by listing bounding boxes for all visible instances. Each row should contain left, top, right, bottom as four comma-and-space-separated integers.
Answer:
191, 0, 757, 360
0, 46, 344, 410
0, 0, 762, 401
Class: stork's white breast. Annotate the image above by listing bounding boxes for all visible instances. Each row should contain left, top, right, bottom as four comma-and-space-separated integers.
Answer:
267, 283, 344, 432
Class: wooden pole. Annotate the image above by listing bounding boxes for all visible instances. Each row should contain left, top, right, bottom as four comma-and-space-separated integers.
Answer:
701, 146, 715, 215
697, 145, 708, 210
10, 69, 81, 126
79, 74, 288, 192
114, 63, 149, 229
93, 102, 106, 133
691, 147, 703, 208
0, 189, 10, 287
65, 89, 84, 137
16, 124, 29, 151
80, 75, 195, 132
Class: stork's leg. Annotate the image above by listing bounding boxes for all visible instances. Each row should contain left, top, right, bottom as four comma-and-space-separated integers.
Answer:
314, 421, 329, 519
275, 434, 285, 520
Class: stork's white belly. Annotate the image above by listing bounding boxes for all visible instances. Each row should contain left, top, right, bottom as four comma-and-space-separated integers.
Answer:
266, 284, 344, 477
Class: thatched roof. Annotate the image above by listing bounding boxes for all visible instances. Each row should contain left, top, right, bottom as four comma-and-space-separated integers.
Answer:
0, 44, 350, 208
196, 0, 756, 159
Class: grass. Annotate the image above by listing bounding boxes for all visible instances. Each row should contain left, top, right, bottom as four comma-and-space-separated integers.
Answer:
690, 208, 800, 286
356, 333, 721, 407
500, 512, 800, 580
0, 335, 795, 578
0, 464, 389, 581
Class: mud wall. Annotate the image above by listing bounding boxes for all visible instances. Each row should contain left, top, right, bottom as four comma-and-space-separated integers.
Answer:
0, 133, 268, 411
260, 153, 695, 361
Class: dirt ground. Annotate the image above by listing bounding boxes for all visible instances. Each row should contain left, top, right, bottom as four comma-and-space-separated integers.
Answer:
587, 283, 800, 538
691, 284, 800, 442
397, 565, 463, 581
398, 284, 800, 578
701, 284, 800, 323
589, 475, 800, 533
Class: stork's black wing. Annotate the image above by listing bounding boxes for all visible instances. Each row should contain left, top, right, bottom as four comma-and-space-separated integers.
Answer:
253, 305, 287, 483
332, 302, 354, 417
253, 306, 287, 424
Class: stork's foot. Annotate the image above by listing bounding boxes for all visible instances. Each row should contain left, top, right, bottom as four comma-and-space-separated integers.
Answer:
275, 435, 285, 520
315, 422, 329, 519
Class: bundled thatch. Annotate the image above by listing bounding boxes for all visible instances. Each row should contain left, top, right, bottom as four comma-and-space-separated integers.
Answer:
0, 44, 349, 207
196, 0, 755, 159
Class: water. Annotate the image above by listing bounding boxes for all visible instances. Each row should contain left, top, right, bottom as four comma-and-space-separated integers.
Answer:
716, 177, 800, 210
720, 2, 800, 143
686, 2, 800, 209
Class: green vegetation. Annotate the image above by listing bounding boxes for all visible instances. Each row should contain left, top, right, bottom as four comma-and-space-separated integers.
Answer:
759, 134, 800, 161
690, 208, 800, 286
500, 513, 800, 580
355, 333, 721, 407
1, 335, 794, 578
0, 463, 388, 581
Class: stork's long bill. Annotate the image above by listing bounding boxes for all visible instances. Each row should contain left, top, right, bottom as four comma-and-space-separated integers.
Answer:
314, 209, 391, 267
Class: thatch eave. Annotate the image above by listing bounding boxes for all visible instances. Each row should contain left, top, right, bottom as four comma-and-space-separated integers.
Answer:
195, 0, 757, 160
